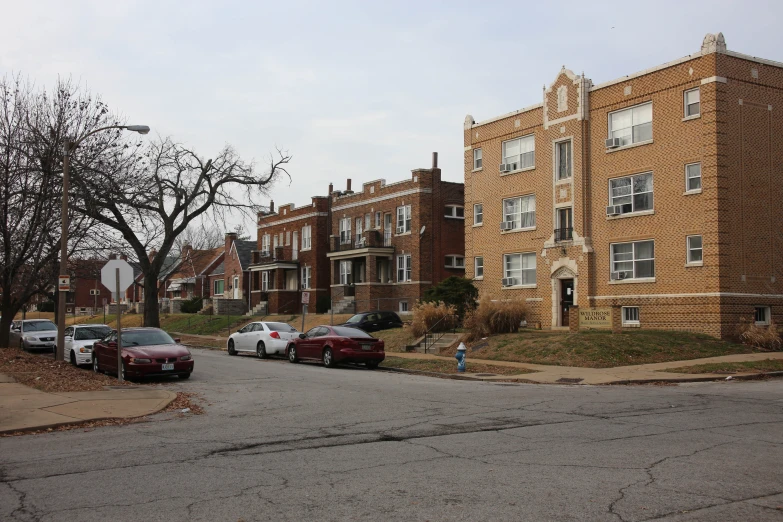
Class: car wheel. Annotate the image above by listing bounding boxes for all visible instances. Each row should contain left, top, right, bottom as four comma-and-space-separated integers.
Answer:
323, 347, 337, 368
179, 373, 191, 380
366, 361, 379, 370
93, 356, 101, 374
288, 344, 298, 363
256, 341, 268, 359
227, 340, 237, 356
70, 351, 77, 366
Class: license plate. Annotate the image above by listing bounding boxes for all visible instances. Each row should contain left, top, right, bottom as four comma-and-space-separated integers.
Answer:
361, 344, 372, 351
162, 363, 174, 371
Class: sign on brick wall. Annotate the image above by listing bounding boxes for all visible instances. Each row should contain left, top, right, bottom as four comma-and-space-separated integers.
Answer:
578, 307, 612, 329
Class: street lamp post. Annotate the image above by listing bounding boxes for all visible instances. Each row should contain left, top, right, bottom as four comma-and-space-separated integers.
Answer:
56, 125, 150, 361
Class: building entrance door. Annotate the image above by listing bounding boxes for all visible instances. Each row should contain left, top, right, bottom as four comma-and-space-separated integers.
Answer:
561, 279, 574, 326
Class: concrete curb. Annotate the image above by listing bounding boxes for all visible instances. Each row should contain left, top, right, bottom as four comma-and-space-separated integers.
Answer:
378, 366, 539, 383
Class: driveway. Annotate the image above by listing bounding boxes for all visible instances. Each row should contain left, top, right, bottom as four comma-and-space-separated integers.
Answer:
1, 347, 782, 521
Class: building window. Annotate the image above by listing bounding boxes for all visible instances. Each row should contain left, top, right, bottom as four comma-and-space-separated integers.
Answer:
365, 213, 371, 230
474, 204, 483, 225
609, 102, 652, 146
273, 235, 279, 250
686, 163, 701, 192
445, 205, 464, 219
556, 140, 572, 180
355, 217, 363, 244
556, 207, 573, 242
375, 211, 381, 229
213, 279, 224, 295
502, 195, 536, 230
687, 235, 703, 264
755, 306, 770, 325
261, 271, 270, 292
399, 301, 409, 313
339, 260, 352, 285
473, 148, 482, 170
339, 217, 351, 244
474, 257, 484, 279
622, 306, 640, 326
445, 255, 465, 269
503, 253, 536, 286
261, 234, 270, 255
397, 254, 412, 282
609, 172, 653, 214
285, 231, 291, 246
396, 205, 412, 234
301, 266, 311, 290
301, 225, 312, 250
501, 135, 535, 171
611, 240, 655, 280
684, 88, 700, 117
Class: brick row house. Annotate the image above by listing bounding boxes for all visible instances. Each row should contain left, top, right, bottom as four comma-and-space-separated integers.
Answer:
463, 33, 783, 338
65, 257, 141, 315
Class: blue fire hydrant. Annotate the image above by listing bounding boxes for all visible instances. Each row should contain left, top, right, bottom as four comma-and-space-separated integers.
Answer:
455, 342, 467, 372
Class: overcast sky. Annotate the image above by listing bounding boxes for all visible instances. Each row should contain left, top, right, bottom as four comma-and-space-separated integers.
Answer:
2, 0, 781, 235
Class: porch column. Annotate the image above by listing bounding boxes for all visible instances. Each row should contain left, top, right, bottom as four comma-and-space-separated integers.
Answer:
274, 268, 285, 291
366, 255, 378, 286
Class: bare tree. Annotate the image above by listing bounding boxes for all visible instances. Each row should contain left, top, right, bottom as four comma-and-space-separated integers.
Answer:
71, 137, 290, 327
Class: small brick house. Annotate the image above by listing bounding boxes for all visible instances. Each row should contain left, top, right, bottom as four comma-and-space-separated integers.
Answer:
163, 244, 224, 302
206, 233, 255, 311
463, 32, 783, 338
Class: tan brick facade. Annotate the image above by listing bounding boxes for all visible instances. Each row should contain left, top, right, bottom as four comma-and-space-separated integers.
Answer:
464, 33, 783, 338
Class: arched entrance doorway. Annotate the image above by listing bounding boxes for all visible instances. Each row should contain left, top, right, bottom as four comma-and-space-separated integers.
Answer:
550, 264, 577, 328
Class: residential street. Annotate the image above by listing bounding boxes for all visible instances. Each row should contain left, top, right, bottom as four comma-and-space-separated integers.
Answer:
1, 348, 782, 521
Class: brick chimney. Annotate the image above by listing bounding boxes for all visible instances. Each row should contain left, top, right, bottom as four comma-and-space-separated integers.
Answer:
148, 248, 157, 261
269, 200, 275, 213
346, 178, 352, 192
328, 182, 333, 194
181, 242, 193, 260
432, 152, 438, 169
225, 232, 238, 255
120, 254, 128, 261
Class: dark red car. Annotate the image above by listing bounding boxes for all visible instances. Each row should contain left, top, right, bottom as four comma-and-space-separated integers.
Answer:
92, 327, 194, 380
286, 325, 385, 369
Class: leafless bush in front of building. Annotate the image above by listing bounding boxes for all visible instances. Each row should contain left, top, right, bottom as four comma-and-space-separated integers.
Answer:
736, 317, 782, 351
410, 301, 458, 337
464, 296, 528, 342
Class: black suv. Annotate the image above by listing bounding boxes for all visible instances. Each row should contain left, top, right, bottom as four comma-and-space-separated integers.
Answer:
340, 311, 403, 333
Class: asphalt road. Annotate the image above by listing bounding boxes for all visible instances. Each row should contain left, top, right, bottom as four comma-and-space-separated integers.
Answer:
1, 348, 782, 521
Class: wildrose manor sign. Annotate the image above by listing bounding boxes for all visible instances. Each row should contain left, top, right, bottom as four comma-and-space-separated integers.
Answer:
578, 307, 612, 329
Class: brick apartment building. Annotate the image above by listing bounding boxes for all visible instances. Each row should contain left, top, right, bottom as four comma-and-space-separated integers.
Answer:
464, 33, 783, 338
327, 154, 465, 314
249, 196, 330, 315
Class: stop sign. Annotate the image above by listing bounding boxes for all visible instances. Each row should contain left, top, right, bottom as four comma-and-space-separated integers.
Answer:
101, 259, 135, 292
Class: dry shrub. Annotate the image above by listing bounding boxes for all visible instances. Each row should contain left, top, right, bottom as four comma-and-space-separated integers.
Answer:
737, 317, 782, 351
411, 301, 458, 337
464, 296, 528, 342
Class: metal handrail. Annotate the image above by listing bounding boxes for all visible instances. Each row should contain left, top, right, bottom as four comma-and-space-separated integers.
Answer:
423, 313, 459, 354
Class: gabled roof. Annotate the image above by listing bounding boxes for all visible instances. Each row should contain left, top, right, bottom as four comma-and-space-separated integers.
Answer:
233, 240, 255, 270
167, 247, 223, 281
209, 261, 225, 276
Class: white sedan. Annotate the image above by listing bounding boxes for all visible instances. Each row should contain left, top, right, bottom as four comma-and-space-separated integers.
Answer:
63, 324, 113, 366
227, 321, 300, 358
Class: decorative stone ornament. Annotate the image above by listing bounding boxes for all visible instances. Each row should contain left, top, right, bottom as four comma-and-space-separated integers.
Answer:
701, 32, 726, 54
557, 85, 568, 112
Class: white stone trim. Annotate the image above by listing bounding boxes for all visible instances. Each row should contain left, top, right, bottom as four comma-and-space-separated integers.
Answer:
331, 188, 431, 211
590, 54, 701, 92
722, 50, 783, 70
545, 113, 578, 128
605, 139, 654, 154
682, 114, 701, 122
606, 209, 655, 220
701, 76, 728, 85
471, 103, 543, 129
258, 212, 327, 229
590, 292, 783, 300
608, 277, 656, 285
526, 297, 543, 302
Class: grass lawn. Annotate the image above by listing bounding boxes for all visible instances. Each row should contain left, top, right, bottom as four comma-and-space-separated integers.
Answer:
373, 327, 417, 352
439, 329, 764, 368
665, 359, 783, 374
380, 356, 534, 376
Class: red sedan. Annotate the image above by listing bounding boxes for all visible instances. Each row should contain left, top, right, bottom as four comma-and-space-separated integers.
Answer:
286, 325, 385, 369
92, 327, 194, 380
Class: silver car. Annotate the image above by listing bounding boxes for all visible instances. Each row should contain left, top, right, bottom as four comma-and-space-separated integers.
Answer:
12, 319, 58, 352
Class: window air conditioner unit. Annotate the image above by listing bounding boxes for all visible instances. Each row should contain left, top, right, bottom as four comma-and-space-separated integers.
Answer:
499, 163, 509, 173
605, 205, 623, 216
610, 271, 629, 280
507, 162, 518, 171
501, 277, 518, 287
500, 221, 515, 231
605, 137, 621, 148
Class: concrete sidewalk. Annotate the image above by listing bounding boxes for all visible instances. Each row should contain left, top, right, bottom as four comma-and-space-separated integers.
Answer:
0, 374, 177, 434
388, 351, 783, 384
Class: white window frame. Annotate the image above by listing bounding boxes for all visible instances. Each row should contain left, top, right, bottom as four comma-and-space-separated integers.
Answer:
261, 234, 271, 255
301, 266, 311, 290
687, 235, 703, 265
339, 260, 352, 285
474, 256, 484, 279
473, 148, 482, 170
375, 211, 381, 229
445, 205, 464, 219
684, 88, 700, 118
503, 252, 536, 286
686, 163, 702, 193
608, 102, 653, 147
445, 255, 465, 269
622, 306, 640, 326
365, 213, 371, 230
399, 301, 409, 313
273, 235, 279, 250
261, 271, 270, 292
355, 216, 363, 244
285, 231, 290, 246
301, 225, 312, 250
609, 172, 654, 215
555, 140, 572, 180
473, 204, 483, 226
396, 205, 412, 234
397, 254, 412, 282
502, 195, 536, 230
611, 240, 655, 280
339, 217, 352, 244
754, 306, 771, 326
501, 135, 535, 171
213, 279, 224, 295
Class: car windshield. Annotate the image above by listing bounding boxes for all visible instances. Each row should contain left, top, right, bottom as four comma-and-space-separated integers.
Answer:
345, 315, 364, 324
121, 330, 175, 347
332, 326, 373, 338
266, 322, 297, 332
24, 321, 57, 332
75, 326, 112, 340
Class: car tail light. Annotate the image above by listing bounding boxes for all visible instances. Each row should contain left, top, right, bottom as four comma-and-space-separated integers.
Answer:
270, 331, 280, 339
